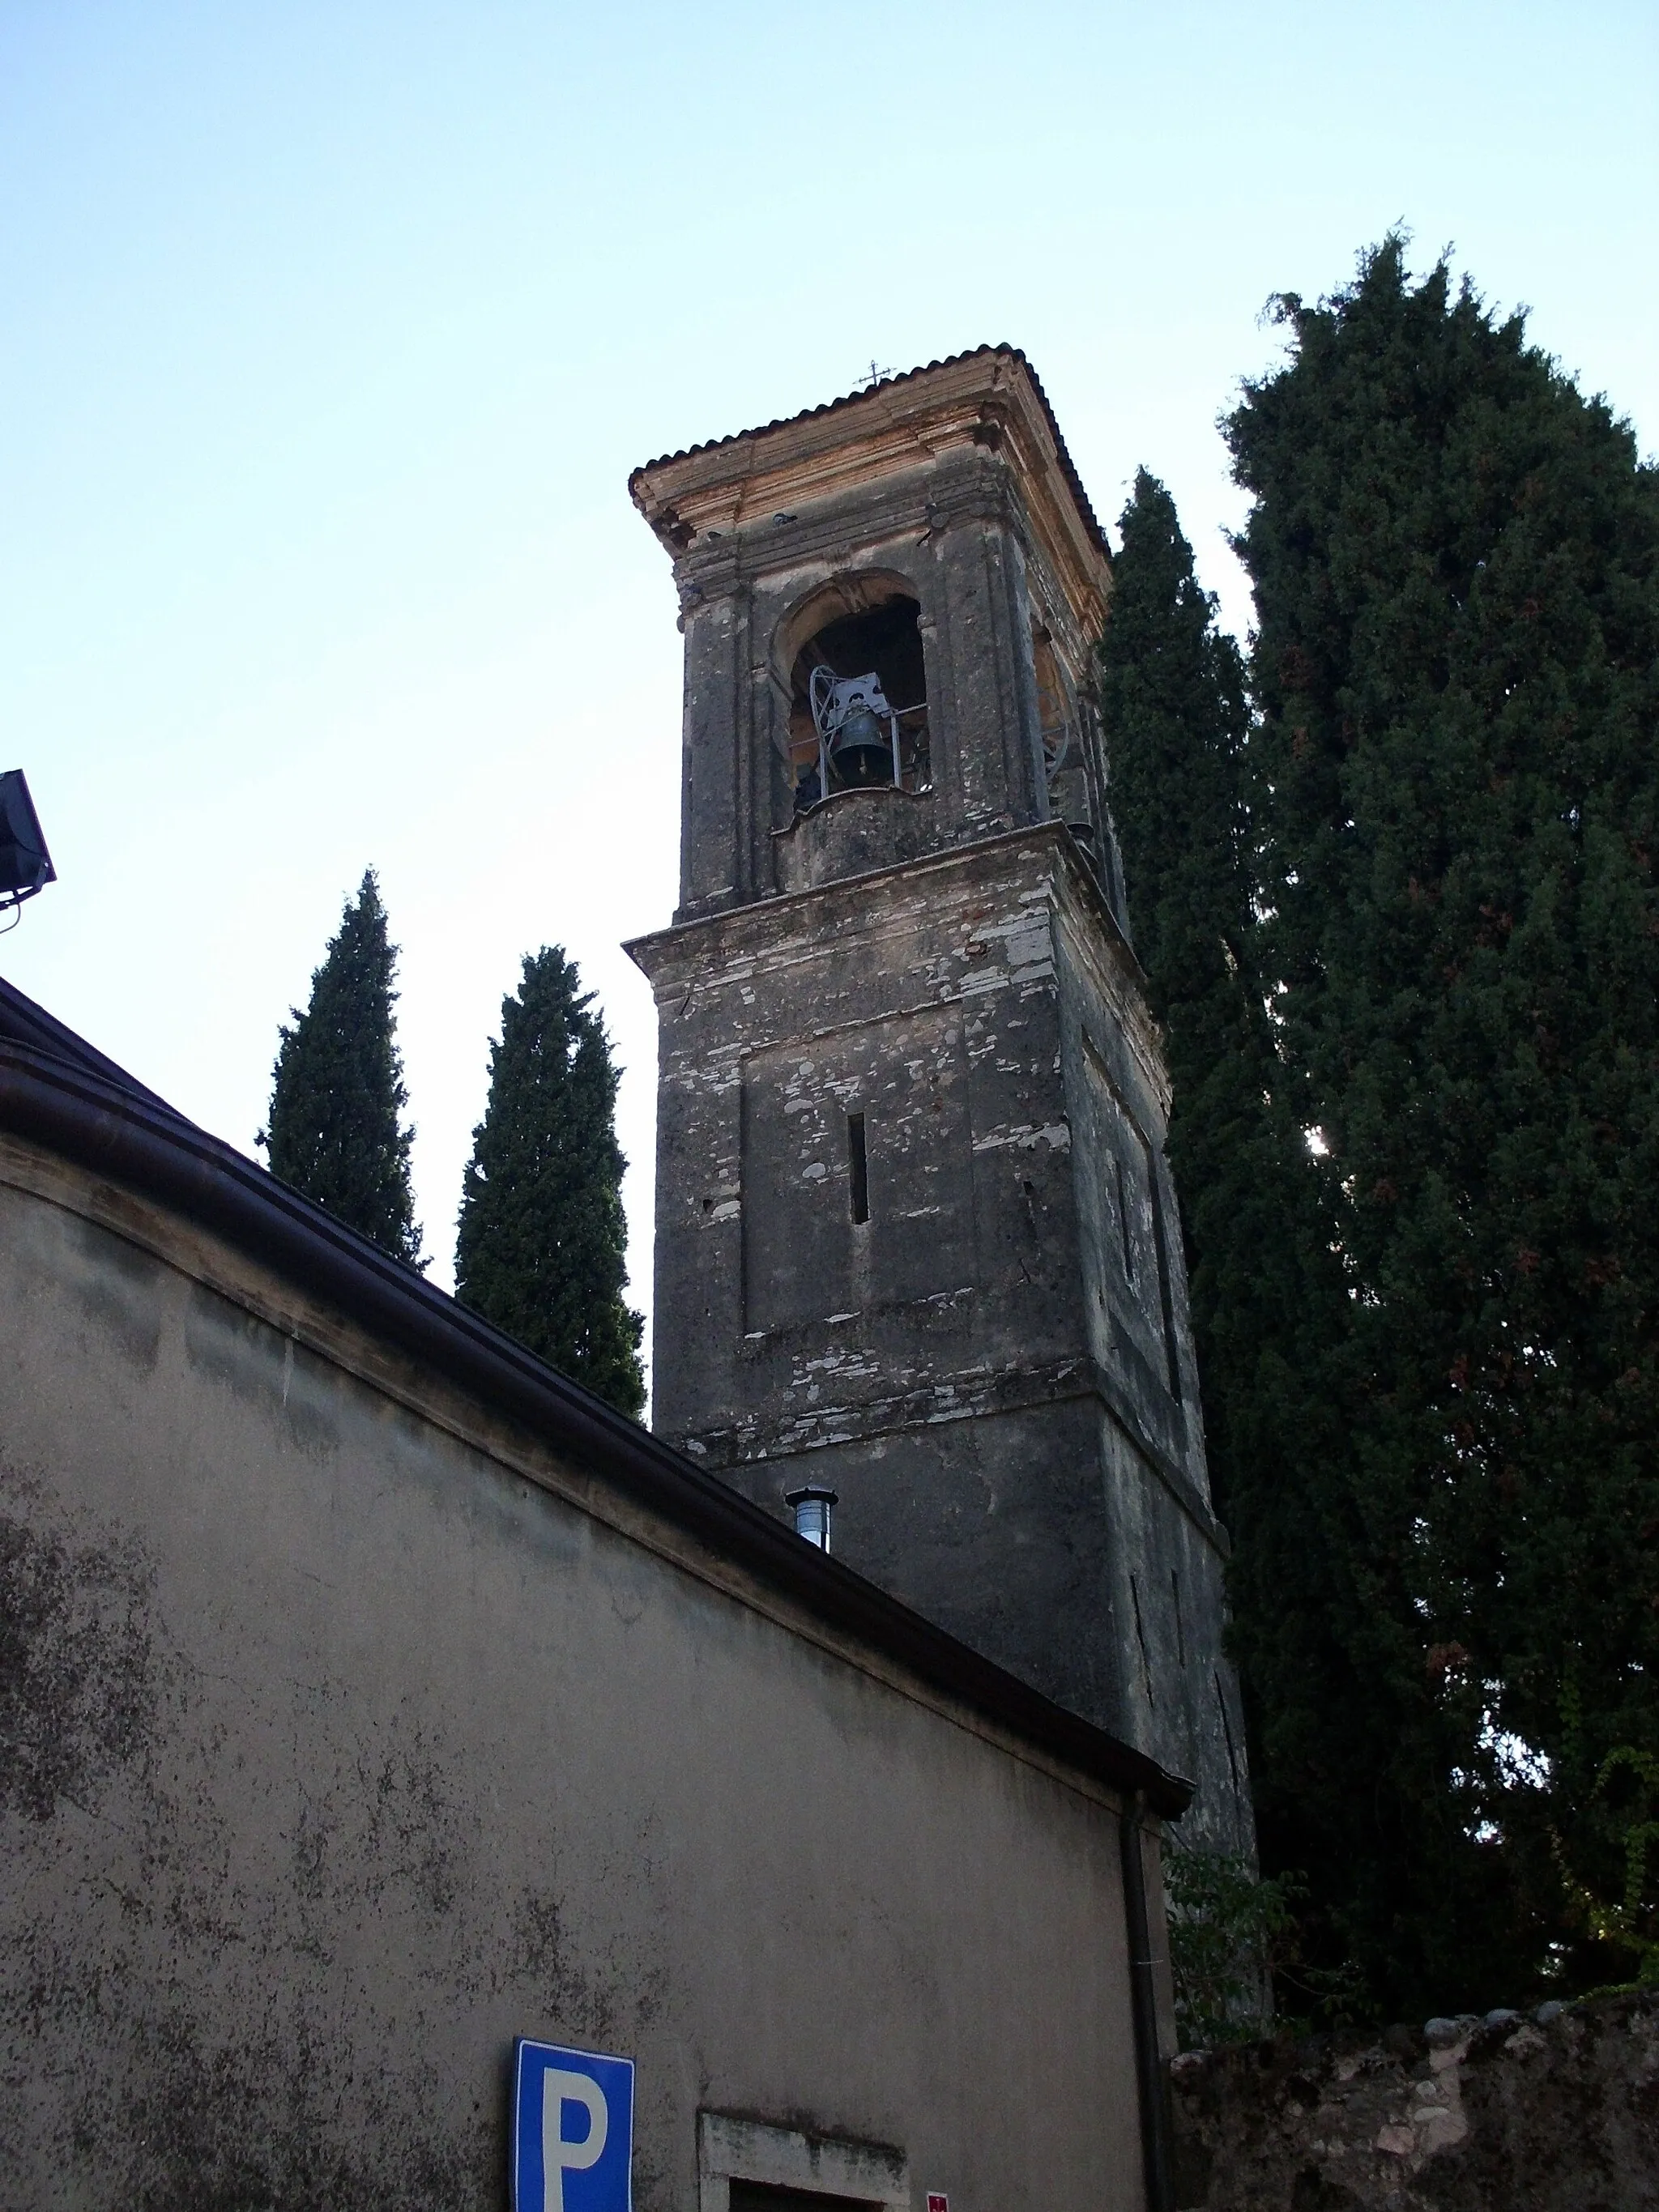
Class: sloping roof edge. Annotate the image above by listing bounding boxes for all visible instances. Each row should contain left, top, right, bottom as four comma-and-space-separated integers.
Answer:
629, 345, 1111, 557
0, 974, 179, 1115
0, 975, 1191, 1821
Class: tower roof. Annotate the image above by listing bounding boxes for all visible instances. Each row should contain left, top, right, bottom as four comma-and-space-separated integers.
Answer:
629, 347, 1111, 639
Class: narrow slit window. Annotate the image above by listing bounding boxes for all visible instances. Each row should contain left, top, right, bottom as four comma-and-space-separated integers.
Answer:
1129, 1573, 1154, 1709
1215, 1673, 1242, 1800
1149, 1170, 1183, 1404
847, 1111, 869, 1224
1114, 1154, 1135, 1282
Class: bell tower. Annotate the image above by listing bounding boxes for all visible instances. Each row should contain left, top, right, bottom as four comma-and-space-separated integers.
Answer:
627, 349, 1252, 1850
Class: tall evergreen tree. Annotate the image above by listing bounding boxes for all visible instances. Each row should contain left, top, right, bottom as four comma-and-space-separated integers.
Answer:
1098, 472, 1252, 1060
1098, 471, 1359, 1968
455, 948, 645, 1418
1214, 237, 1659, 2012
1097, 473, 1341, 1504
261, 870, 423, 1264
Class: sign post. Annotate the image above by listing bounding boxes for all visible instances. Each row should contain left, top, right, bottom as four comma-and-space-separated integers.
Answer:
512, 2039, 634, 2212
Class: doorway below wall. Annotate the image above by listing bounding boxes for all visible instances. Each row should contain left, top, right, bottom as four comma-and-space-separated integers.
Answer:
729, 2189, 882, 2212
698, 2114, 909, 2212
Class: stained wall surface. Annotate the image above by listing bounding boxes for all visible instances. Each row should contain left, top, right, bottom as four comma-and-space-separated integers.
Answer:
0, 1136, 1153, 2212
633, 827, 1251, 1852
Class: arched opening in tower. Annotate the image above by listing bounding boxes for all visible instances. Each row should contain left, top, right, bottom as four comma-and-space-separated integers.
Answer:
788, 596, 930, 812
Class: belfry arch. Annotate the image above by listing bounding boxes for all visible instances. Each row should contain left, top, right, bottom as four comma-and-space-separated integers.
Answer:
773, 574, 931, 814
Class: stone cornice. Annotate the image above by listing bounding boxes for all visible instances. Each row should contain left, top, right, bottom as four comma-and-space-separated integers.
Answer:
675, 1354, 1230, 1561
630, 350, 1111, 650
626, 820, 1134, 981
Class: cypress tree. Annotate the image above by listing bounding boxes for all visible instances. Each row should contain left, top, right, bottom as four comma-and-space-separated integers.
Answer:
1095, 472, 1339, 1483
1218, 237, 1659, 2011
1098, 472, 1359, 1978
1097, 472, 1252, 1058
261, 870, 423, 1264
455, 948, 645, 1419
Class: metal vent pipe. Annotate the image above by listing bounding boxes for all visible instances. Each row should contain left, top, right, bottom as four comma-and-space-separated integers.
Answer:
784, 1484, 838, 1554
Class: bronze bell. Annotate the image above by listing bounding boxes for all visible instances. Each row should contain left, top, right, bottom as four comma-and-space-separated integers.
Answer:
829, 704, 892, 786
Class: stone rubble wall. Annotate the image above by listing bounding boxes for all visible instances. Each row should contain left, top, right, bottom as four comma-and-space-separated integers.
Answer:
1169, 1990, 1658, 2209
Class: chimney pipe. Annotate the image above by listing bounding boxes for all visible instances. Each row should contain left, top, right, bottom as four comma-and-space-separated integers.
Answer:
784, 1484, 838, 1554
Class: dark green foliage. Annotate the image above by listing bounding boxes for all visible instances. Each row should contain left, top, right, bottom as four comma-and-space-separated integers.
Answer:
1223, 237, 1659, 2013
1098, 474, 1346, 1588
455, 948, 644, 1419
1554, 1745, 1659, 1989
1095, 469, 1252, 1027
261, 871, 423, 1264
1163, 1847, 1294, 2049
1109, 237, 1659, 2022
1162, 1846, 1369, 2048
1100, 472, 1360, 2007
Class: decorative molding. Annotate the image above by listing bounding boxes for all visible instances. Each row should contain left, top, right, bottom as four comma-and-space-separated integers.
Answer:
631, 352, 1110, 658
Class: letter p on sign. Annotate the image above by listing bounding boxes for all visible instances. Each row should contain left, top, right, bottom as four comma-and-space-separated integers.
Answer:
513, 2039, 634, 2212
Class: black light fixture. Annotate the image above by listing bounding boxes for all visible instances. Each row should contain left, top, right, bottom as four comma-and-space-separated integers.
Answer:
0, 771, 55, 918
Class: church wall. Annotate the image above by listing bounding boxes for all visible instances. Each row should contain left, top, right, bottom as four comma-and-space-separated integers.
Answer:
755, 1397, 1125, 1737
0, 1137, 1157, 2211
1097, 1415, 1253, 1857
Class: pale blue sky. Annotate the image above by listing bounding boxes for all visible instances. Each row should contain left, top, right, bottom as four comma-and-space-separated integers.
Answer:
3, 2, 1654, 1345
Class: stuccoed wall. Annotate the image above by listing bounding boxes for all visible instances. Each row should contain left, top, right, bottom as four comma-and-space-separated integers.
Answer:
0, 1137, 1151, 2212
1169, 1993, 1659, 2210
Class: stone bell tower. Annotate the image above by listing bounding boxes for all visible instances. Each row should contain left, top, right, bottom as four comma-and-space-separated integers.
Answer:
626, 348, 1252, 1850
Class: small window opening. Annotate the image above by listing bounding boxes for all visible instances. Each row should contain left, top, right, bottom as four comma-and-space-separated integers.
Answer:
731, 2191, 882, 2212
790, 598, 929, 811
1034, 622, 1108, 880
1130, 1572, 1154, 1709
1215, 1672, 1242, 1801
847, 1111, 869, 1224
1171, 1570, 1186, 1669
1149, 1170, 1183, 1404
1114, 1155, 1136, 1283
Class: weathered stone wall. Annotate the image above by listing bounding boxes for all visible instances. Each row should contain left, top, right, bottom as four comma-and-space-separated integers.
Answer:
629, 351, 1115, 929
630, 825, 1251, 1852
1169, 1993, 1659, 2210
629, 350, 1254, 1858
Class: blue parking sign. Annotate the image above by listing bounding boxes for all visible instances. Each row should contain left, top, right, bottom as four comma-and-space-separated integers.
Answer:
512, 2039, 634, 2212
